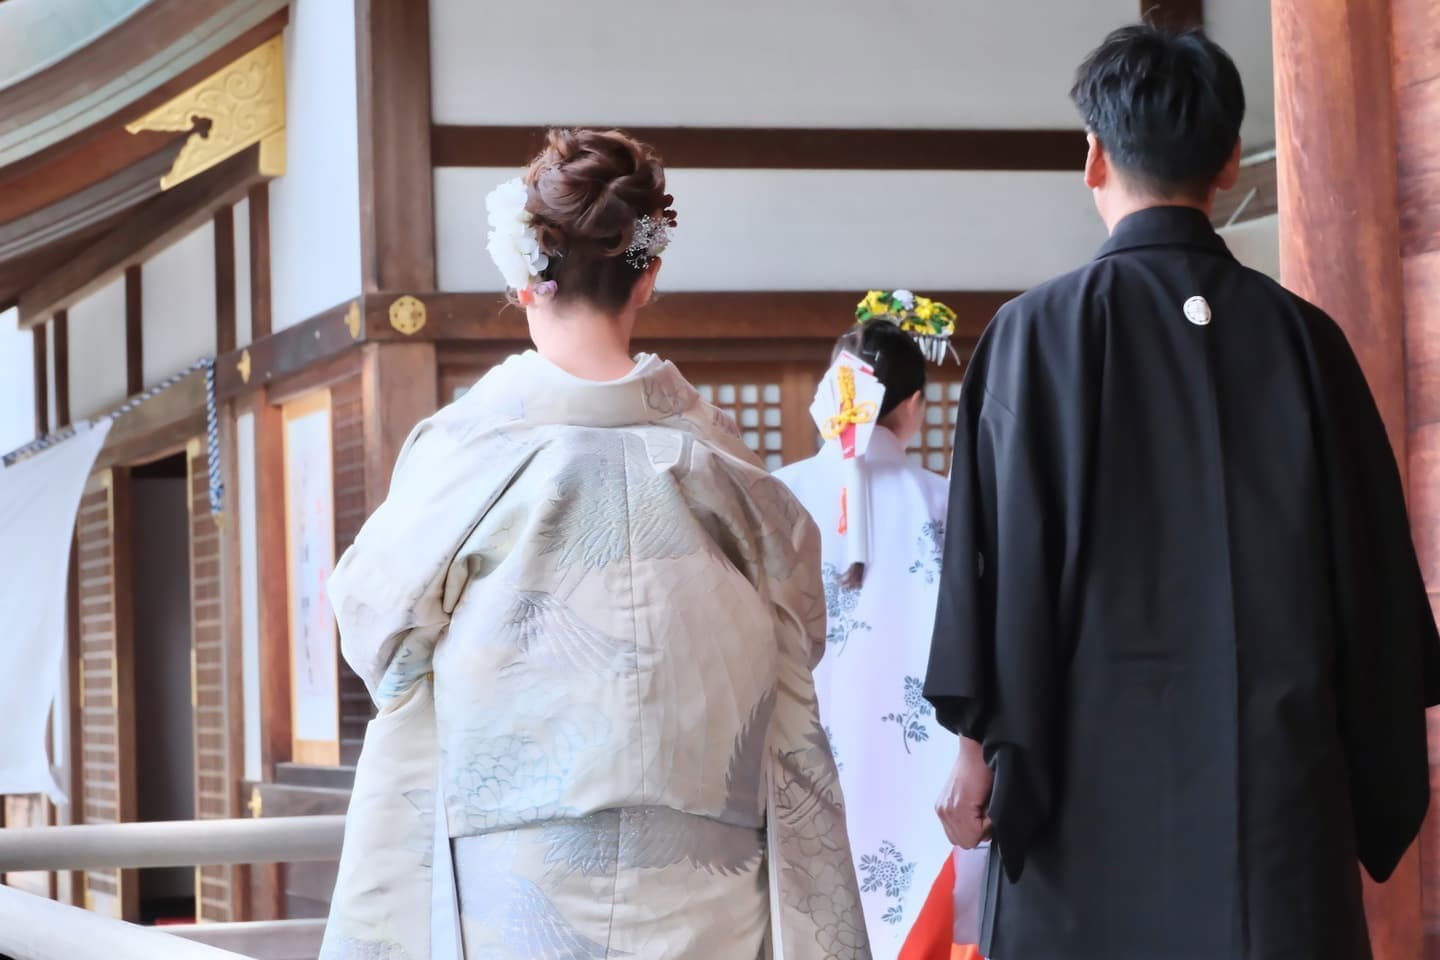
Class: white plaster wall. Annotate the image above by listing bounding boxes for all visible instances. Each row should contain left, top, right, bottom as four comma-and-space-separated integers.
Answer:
235, 197, 254, 349
237, 411, 262, 782
430, 0, 1137, 129
436, 167, 1106, 293
66, 276, 128, 421
142, 221, 217, 385
0, 308, 34, 454
1219, 213, 1280, 281
269, 1, 362, 331
1206, 0, 1275, 150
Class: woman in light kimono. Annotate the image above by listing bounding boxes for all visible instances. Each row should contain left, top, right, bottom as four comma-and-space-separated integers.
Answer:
775, 299, 957, 959
317, 129, 870, 960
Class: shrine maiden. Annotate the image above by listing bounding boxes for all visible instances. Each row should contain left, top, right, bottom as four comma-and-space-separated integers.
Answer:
776, 294, 959, 958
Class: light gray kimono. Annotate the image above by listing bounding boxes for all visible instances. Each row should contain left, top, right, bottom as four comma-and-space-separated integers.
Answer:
319, 351, 871, 960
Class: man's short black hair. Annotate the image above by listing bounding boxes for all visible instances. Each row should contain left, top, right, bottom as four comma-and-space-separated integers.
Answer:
1071, 23, 1246, 198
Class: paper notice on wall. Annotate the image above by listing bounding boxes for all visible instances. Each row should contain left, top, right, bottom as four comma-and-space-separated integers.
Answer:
284, 401, 340, 748
0, 420, 112, 802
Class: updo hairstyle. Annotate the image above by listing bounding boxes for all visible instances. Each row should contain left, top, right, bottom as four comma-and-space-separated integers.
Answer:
523, 128, 676, 312
832, 320, 927, 421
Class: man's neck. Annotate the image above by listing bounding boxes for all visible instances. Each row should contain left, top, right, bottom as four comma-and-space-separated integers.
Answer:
1101, 193, 1213, 235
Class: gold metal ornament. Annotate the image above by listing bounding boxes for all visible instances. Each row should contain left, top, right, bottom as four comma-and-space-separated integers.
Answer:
126, 36, 287, 189
247, 787, 263, 819
237, 349, 252, 384
389, 295, 427, 336
345, 301, 362, 339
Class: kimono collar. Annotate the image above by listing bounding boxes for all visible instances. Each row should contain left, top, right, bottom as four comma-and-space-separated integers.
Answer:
460, 350, 704, 430
865, 424, 910, 465
1094, 205, 1236, 263
822, 423, 909, 465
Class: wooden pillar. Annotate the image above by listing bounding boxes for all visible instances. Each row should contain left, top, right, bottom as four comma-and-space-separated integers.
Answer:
1274, 1, 1418, 957
355, 0, 436, 293
360, 342, 437, 515
1393, 0, 1440, 955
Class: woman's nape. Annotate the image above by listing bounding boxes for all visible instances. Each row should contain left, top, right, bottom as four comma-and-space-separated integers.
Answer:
525, 258, 659, 381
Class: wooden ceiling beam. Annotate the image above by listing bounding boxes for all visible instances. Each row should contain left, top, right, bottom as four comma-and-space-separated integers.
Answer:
0, 140, 184, 262
0, 1, 288, 172
432, 125, 1088, 172
1213, 154, 1278, 228
16, 144, 275, 329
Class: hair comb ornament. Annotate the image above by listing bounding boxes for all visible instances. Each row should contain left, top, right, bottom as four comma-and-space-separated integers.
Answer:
625, 211, 676, 269
855, 289, 959, 365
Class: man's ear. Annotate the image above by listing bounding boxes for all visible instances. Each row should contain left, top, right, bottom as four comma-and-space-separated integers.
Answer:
1215, 140, 1242, 193
1084, 132, 1107, 191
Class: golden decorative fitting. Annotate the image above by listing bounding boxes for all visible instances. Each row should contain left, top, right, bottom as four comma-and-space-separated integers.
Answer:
389, 295, 427, 336
237, 348, 252, 384
345, 301, 362, 339
126, 35, 286, 190
187, 437, 202, 459
247, 787, 263, 819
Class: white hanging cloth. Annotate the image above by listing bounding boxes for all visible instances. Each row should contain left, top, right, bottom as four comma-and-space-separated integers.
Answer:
0, 420, 112, 801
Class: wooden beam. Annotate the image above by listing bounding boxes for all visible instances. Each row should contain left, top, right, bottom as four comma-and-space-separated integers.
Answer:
431, 125, 1088, 172
124, 267, 142, 397
360, 343, 438, 514
0, 139, 184, 262
31, 324, 47, 436
247, 184, 272, 340
94, 373, 206, 472
355, 0, 436, 292
215, 299, 362, 400
17, 145, 275, 328
1212, 156, 1278, 228
214, 289, 1013, 403
1144, 0, 1205, 30
253, 396, 291, 780
0, 1, 288, 173
215, 206, 237, 356
53, 311, 69, 428
364, 290, 1009, 343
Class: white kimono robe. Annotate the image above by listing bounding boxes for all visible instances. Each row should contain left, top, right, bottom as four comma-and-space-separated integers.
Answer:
775, 426, 952, 959
319, 351, 871, 960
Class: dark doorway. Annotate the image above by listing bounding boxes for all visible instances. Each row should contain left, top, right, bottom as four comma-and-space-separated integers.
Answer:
129, 454, 196, 924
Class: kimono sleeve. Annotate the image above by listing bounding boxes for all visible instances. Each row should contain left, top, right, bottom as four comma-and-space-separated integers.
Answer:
328, 418, 535, 711
757, 481, 872, 959
1306, 312, 1440, 882
924, 333, 1061, 884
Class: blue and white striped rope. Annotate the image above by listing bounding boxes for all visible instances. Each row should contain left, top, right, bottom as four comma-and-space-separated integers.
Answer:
204, 360, 223, 517
2, 356, 226, 518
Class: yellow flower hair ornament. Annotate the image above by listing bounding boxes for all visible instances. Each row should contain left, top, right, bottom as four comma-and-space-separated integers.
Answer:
854, 289, 959, 364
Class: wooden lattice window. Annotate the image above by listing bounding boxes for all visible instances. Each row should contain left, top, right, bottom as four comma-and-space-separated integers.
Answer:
907, 379, 964, 474
694, 381, 787, 470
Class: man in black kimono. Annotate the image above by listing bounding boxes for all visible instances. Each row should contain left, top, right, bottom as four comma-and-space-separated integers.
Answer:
925, 23, 1440, 960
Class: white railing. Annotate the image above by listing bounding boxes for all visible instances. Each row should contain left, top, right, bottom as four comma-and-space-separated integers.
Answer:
165, 918, 326, 960
0, 815, 345, 871
0, 884, 253, 960
0, 816, 345, 960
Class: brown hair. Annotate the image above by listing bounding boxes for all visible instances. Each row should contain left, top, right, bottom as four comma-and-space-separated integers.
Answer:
522, 128, 676, 312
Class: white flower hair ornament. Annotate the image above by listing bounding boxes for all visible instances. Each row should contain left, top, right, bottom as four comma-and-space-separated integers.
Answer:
485, 177, 555, 305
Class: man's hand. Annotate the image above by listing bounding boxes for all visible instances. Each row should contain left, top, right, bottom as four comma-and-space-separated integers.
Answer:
937, 736, 993, 849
